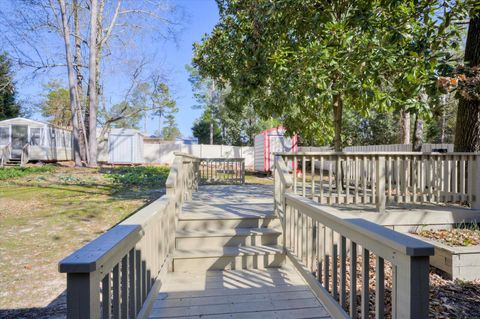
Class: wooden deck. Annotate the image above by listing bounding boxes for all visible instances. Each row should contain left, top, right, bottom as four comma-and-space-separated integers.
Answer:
149, 268, 331, 319
149, 184, 331, 319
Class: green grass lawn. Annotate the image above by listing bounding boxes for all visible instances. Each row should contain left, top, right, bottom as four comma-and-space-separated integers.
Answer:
0, 165, 169, 312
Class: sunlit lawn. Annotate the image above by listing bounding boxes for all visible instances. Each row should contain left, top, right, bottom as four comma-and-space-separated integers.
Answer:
0, 165, 169, 314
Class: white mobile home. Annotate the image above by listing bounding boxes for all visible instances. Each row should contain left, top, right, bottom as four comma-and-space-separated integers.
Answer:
0, 117, 73, 162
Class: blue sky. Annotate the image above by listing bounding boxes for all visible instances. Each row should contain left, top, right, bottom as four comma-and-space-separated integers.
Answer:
11, 0, 219, 137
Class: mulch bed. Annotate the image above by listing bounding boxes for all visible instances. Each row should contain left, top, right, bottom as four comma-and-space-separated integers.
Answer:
415, 228, 480, 247
314, 253, 480, 318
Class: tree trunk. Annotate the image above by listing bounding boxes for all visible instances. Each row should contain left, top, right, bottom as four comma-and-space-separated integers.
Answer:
333, 95, 343, 151
210, 120, 214, 144
58, 0, 81, 167
413, 114, 424, 152
454, 13, 480, 152
399, 108, 411, 144
73, 0, 89, 163
88, 0, 99, 166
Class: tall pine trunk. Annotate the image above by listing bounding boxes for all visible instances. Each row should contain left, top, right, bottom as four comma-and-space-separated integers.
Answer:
73, 0, 89, 163
88, 0, 99, 166
454, 12, 480, 152
58, 0, 81, 167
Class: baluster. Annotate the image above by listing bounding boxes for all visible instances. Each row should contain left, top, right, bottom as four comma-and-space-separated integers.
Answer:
135, 246, 142, 311
113, 264, 121, 318
317, 222, 323, 283
294, 155, 298, 194
332, 232, 338, 300
387, 156, 392, 203
346, 156, 350, 204
395, 156, 401, 203
350, 242, 358, 318
452, 155, 458, 202
121, 255, 128, 319
128, 249, 136, 318
340, 236, 347, 308
363, 156, 367, 204
324, 228, 330, 292
302, 156, 307, 196
355, 156, 359, 204
319, 156, 324, 204
361, 248, 369, 319
311, 156, 315, 199
375, 256, 385, 319
102, 273, 111, 319
328, 156, 333, 204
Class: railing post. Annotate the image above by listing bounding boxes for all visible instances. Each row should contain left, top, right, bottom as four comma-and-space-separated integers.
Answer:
376, 155, 386, 212
393, 255, 430, 319
66, 272, 100, 319
472, 154, 480, 209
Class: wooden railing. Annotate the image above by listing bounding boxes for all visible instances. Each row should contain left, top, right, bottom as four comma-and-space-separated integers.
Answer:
59, 153, 199, 319
274, 156, 434, 319
199, 158, 245, 184
0, 143, 11, 167
279, 152, 480, 211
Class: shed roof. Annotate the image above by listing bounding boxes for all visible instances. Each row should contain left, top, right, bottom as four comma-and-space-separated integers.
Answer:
0, 117, 72, 131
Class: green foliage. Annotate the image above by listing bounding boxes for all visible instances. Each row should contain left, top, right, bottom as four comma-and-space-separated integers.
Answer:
0, 165, 56, 180
192, 112, 223, 144
158, 111, 181, 140
188, 64, 273, 146
0, 52, 20, 121
342, 110, 399, 146
193, 0, 470, 148
104, 166, 170, 189
39, 80, 71, 127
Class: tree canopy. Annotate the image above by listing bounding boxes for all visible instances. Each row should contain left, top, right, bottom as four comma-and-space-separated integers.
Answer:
193, 0, 469, 149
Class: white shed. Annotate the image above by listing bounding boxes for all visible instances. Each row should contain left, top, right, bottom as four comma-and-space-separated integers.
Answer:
254, 127, 298, 173
107, 128, 145, 164
0, 117, 73, 162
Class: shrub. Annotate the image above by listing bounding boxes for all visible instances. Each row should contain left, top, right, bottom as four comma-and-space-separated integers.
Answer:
104, 166, 170, 189
0, 165, 56, 180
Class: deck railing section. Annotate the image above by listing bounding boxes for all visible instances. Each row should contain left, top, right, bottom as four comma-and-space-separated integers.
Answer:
199, 158, 245, 184
59, 153, 199, 319
279, 152, 480, 211
274, 156, 434, 319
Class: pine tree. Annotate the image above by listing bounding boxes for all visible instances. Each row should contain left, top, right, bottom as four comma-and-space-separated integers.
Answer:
0, 53, 20, 120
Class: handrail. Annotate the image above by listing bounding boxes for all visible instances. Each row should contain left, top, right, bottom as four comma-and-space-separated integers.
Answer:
59, 153, 199, 319
273, 156, 434, 319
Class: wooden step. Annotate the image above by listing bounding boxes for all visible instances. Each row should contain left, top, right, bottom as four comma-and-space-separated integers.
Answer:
177, 214, 279, 231
175, 228, 281, 250
172, 245, 285, 272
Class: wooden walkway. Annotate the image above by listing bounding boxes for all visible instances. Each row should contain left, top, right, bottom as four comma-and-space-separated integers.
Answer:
149, 184, 331, 319
149, 268, 331, 319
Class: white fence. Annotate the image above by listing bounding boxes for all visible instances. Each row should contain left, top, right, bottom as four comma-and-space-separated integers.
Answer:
143, 143, 254, 168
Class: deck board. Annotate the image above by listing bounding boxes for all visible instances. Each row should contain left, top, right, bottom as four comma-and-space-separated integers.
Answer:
149, 268, 331, 319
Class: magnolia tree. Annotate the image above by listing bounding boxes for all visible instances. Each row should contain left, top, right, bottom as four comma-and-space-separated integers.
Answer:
194, 0, 470, 150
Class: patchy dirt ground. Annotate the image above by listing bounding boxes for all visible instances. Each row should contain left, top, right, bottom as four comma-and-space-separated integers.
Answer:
0, 166, 168, 318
